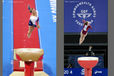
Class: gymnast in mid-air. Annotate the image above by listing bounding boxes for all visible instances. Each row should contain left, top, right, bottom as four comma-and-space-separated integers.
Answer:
79, 20, 92, 45
27, 5, 40, 38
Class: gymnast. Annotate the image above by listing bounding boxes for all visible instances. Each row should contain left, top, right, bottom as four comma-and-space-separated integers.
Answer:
79, 20, 92, 45
27, 5, 40, 38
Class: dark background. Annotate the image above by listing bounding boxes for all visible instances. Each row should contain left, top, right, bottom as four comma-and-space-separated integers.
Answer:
64, 33, 108, 68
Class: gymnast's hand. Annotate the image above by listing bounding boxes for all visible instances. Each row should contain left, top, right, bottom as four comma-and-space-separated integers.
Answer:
82, 20, 86, 23
28, 5, 30, 10
37, 24, 40, 29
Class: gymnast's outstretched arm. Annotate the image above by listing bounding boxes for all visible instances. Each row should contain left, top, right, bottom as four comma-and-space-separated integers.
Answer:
28, 5, 33, 13
36, 18, 40, 28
